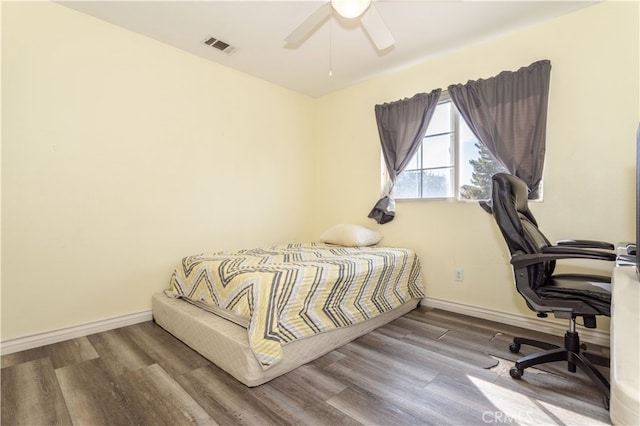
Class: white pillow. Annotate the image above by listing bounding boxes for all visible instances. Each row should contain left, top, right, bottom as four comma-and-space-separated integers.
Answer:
319, 224, 383, 247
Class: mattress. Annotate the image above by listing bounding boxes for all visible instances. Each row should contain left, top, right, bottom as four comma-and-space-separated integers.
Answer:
152, 292, 420, 387
164, 243, 425, 368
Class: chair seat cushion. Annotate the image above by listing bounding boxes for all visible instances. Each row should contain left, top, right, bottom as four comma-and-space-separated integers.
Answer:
538, 274, 611, 316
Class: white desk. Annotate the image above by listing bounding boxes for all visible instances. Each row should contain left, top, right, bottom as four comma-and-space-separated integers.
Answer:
610, 266, 640, 425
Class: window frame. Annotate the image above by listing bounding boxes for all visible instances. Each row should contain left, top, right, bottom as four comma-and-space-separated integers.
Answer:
385, 91, 494, 202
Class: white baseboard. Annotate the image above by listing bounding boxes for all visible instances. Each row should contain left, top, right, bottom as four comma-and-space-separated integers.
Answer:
0, 310, 153, 356
421, 297, 610, 348
0, 298, 611, 356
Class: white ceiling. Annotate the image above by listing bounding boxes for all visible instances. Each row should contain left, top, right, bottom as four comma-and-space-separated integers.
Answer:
58, 1, 599, 98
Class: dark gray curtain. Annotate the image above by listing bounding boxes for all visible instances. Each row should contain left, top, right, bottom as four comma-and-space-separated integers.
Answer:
368, 89, 441, 224
447, 60, 551, 200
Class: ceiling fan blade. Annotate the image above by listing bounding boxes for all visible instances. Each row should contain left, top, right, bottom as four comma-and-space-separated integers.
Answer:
285, 3, 332, 44
360, 4, 394, 50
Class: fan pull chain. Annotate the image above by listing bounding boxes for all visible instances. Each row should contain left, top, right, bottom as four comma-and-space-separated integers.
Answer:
329, 18, 333, 77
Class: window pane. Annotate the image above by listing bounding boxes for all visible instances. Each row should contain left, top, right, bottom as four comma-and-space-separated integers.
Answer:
393, 170, 420, 198
459, 134, 480, 188
403, 146, 420, 171
425, 102, 452, 136
459, 117, 476, 142
422, 134, 454, 169
422, 168, 454, 198
459, 138, 507, 200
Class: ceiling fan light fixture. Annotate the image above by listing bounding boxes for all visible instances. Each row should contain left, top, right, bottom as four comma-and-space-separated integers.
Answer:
330, 0, 371, 19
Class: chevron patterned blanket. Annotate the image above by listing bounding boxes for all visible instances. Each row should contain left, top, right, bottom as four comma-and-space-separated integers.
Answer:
165, 242, 425, 369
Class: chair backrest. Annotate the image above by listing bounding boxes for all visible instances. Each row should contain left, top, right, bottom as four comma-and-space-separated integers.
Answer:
491, 173, 555, 289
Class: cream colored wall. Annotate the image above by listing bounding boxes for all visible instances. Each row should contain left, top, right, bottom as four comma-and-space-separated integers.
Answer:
313, 1, 639, 331
2, 1, 638, 343
1, 2, 316, 340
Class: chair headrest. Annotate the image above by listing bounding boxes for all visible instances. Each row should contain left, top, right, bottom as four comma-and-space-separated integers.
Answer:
492, 173, 537, 226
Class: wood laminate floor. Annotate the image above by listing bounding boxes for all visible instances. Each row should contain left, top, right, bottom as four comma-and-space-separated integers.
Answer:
1, 307, 612, 425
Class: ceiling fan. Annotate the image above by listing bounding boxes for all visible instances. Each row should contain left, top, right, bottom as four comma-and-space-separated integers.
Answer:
285, 0, 395, 51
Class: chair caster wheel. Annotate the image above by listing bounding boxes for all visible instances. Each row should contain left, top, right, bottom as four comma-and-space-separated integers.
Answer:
509, 366, 523, 379
509, 342, 521, 353
603, 396, 610, 411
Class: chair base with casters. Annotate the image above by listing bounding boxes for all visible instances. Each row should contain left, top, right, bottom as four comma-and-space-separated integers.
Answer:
507, 317, 611, 409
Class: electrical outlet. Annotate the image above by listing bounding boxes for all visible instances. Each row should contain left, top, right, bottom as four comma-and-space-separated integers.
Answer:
455, 268, 464, 282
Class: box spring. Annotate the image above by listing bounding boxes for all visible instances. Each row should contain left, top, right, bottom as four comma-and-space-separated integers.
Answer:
152, 292, 420, 386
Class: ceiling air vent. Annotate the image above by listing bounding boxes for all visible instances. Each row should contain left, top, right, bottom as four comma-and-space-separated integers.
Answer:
204, 36, 236, 54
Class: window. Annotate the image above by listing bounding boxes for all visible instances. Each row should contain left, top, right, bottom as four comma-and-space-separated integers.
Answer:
391, 93, 507, 201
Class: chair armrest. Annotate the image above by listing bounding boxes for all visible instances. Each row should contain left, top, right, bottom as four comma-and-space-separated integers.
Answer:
510, 250, 617, 268
543, 246, 615, 256
556, 239, 614, 250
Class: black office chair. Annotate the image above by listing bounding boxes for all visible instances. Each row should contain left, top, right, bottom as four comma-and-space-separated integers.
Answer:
491, 173, 615, 408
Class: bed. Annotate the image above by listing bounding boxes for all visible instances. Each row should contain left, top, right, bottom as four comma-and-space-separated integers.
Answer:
152, 241, 425, 386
